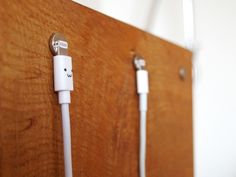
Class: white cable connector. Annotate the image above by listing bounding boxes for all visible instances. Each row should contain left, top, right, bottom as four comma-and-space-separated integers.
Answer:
134, 57, 149, 177
50, 33, 73, 177
54, 55, 73, 104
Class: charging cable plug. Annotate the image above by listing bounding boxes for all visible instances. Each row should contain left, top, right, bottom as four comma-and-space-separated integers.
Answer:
134, 57, 149, 111
50, 33, 74, 104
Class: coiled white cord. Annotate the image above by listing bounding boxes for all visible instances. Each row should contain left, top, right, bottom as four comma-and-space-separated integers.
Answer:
134, 58, 149, 177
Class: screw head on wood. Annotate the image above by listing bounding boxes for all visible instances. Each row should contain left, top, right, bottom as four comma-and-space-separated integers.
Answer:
179, 67, 187, 80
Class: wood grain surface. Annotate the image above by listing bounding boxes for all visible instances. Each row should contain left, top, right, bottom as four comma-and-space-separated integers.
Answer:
0, 0, 193, 177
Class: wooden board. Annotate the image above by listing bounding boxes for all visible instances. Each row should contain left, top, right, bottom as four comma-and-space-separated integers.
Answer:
0, 0, 193, 177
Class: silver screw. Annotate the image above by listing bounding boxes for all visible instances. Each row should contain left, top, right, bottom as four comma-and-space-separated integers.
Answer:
179, 67, 187, 80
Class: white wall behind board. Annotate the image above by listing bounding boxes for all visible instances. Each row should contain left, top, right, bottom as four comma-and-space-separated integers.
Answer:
194, 0, 236, 177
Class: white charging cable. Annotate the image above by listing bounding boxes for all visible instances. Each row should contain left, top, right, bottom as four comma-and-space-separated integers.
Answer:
50, 33, 73, 177
134, 57, 149, 177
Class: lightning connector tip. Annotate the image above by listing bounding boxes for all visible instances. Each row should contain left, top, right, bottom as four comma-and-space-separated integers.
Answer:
134, 56, 146, 70
49, 33, 68, 56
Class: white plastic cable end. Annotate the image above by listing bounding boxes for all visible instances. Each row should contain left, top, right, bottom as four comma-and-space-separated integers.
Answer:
136, 70, 149, 94
53, 55, 74, 92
